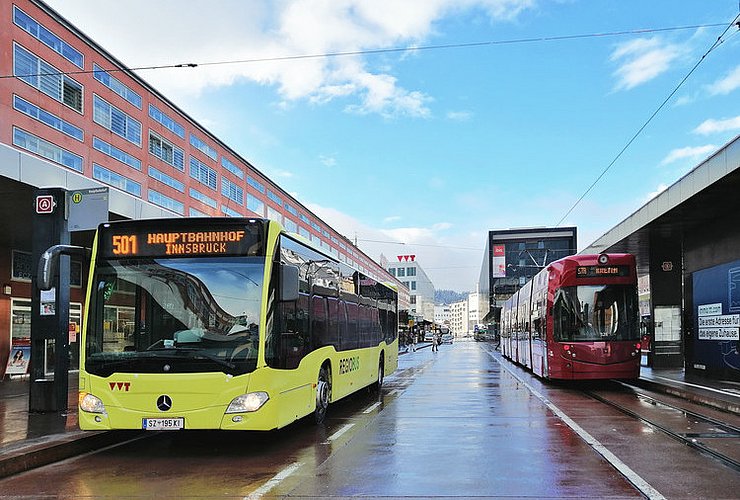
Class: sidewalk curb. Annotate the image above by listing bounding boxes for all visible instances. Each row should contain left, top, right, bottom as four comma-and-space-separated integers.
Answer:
0, 430, 134, 479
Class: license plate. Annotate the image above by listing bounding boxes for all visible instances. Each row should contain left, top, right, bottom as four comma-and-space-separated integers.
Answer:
142, 417, 184, 430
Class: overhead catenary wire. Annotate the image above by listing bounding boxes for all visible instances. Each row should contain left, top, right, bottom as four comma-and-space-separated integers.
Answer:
556, 15, 740, 226
0, 22, 729, 80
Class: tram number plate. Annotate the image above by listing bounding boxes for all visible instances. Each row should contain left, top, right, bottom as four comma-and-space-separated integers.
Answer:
142, 417, 184, 430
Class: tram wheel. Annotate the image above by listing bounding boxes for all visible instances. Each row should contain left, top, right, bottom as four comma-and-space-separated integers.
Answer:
315, 364, 331, 424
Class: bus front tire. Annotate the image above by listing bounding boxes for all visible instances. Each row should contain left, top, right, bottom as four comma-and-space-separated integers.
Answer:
315, 365, 331, 424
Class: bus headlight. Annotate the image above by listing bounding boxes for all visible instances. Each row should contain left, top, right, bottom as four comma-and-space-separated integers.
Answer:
79, 392, 106, 414
226, 392, 269, 413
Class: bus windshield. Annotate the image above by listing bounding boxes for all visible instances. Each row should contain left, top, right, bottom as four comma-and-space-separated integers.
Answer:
553, 285, 639, 342
86, 256, 265, 376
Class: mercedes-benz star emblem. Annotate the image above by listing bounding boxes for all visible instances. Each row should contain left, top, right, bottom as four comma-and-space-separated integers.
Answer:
156, 395, 173, 412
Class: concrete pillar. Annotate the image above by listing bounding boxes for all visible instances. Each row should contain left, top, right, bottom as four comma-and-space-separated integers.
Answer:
648, 227, 684, 369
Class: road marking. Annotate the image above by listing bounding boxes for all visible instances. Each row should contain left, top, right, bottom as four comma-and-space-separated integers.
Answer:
488, 351, 666, 500
327, 423, 354, 442
246, 462, 302, 500
363, 401, 382, 414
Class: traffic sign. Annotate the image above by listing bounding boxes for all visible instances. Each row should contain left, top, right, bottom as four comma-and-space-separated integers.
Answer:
35, 195, 56, 214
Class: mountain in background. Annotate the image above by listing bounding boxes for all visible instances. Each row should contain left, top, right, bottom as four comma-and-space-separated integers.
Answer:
435, 289, 468, 305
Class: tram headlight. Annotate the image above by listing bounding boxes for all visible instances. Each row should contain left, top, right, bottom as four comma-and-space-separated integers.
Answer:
226, 392, 269, 413
79, 392, 106, 414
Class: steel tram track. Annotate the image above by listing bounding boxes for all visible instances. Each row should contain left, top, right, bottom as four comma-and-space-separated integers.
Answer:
582, 384, 740, 472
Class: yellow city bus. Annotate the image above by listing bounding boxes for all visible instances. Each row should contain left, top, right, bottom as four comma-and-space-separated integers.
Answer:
57, 218, 398, 431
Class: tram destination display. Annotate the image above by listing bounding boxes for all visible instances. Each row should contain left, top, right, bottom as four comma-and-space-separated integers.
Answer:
576, 265, 630, 278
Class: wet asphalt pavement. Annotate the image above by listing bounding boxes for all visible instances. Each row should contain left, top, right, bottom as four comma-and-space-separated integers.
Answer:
1, 341, 737, 498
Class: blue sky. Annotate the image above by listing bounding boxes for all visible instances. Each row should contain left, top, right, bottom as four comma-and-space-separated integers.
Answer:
47, 0, 740, 292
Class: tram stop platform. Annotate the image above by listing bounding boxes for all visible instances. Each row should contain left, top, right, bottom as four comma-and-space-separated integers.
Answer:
0, 352, 739, 479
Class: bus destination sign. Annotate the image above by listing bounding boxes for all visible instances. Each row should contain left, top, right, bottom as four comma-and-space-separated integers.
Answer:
102, 226, 262, 258
576, 265, 630, 278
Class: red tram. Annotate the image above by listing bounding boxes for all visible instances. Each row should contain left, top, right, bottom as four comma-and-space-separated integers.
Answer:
500, 254, 641, 380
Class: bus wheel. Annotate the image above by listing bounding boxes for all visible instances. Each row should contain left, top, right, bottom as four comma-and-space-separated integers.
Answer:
373, 356, 384, 393
315, 365, 331, 424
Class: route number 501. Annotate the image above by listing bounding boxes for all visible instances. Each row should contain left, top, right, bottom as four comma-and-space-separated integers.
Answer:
112, 235, 138, 255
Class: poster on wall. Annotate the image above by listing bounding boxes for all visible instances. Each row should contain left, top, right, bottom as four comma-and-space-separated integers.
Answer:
5, 345, 30, 375
492, 245, 506, 278
692, 259, 740, 374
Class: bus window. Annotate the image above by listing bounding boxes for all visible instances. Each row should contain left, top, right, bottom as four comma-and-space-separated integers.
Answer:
342, 301, 359, 350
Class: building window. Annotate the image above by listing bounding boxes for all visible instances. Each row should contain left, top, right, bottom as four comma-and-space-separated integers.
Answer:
221, 177, 244, 205
189, 156, 217, 190
13, 7, 84, 68
93, 64, 142, 108
93, 137, 141, 170
93, 95, 141, 145
221, 205, 243, 217
14, 44, 83, 112
407, 267, 416, 276
267, 190, 282, 206
189, 207, 209, 217
388, 268, 396, 276
247, 176, 265, 194
189, 134, 218, 161
13, 95, 83, 141
13, 127, 83, 172
189, 187, 217, 208
267, 206, 282, 223
148, 189, 184, 215
221, 157, 244, 179
283, 218, 298, 233
285, 203, 298, 216
397, 268, 405, 277
12, 251, 33, 282
149, 130, 184, 170
148, 104, 185, 138
93, 164, 142, 196
247, 194, 265, 216
411, 281, 417, 291
149, 166, 184, 192
298, 227, 310, 239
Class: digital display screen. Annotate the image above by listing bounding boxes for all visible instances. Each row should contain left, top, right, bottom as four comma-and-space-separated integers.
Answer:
100, 223, 263, 258
576, 265, 630, 278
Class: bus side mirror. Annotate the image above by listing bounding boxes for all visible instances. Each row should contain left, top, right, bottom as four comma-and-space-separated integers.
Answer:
280, 264, 299, 302
37, 244, 90, 290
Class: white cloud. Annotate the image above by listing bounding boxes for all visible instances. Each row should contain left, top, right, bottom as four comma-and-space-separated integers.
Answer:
305, 202, 482, 290
47, 0, 534, 118
383, 215, 402, 223
693, 116, 740, 135
645, 183, 668, 203
446, 110, 473, 121
659, 145, 717, 166
706, 65, 740, 96
610, 37, 682, 90
319, 155, 337, 167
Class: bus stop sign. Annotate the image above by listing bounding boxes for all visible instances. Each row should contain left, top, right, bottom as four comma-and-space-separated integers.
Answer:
67, 187, 109, 231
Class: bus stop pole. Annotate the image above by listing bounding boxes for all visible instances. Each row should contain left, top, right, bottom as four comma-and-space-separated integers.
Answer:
30, 187, 70, 413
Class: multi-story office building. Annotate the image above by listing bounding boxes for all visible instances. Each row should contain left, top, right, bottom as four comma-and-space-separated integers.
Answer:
386, 255, 435, 322
434, 304, 451, 328
478, 227, 577, 330
449, 299, 468, 336
0, 0, 395, 376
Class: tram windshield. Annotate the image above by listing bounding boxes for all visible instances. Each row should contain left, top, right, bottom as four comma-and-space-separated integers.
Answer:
85, 257, 264, 376
553, 285, 639, 342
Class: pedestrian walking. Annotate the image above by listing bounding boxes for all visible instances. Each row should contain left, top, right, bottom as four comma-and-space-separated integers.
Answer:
409, 333, 416, 352
431, 333, 440, 352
